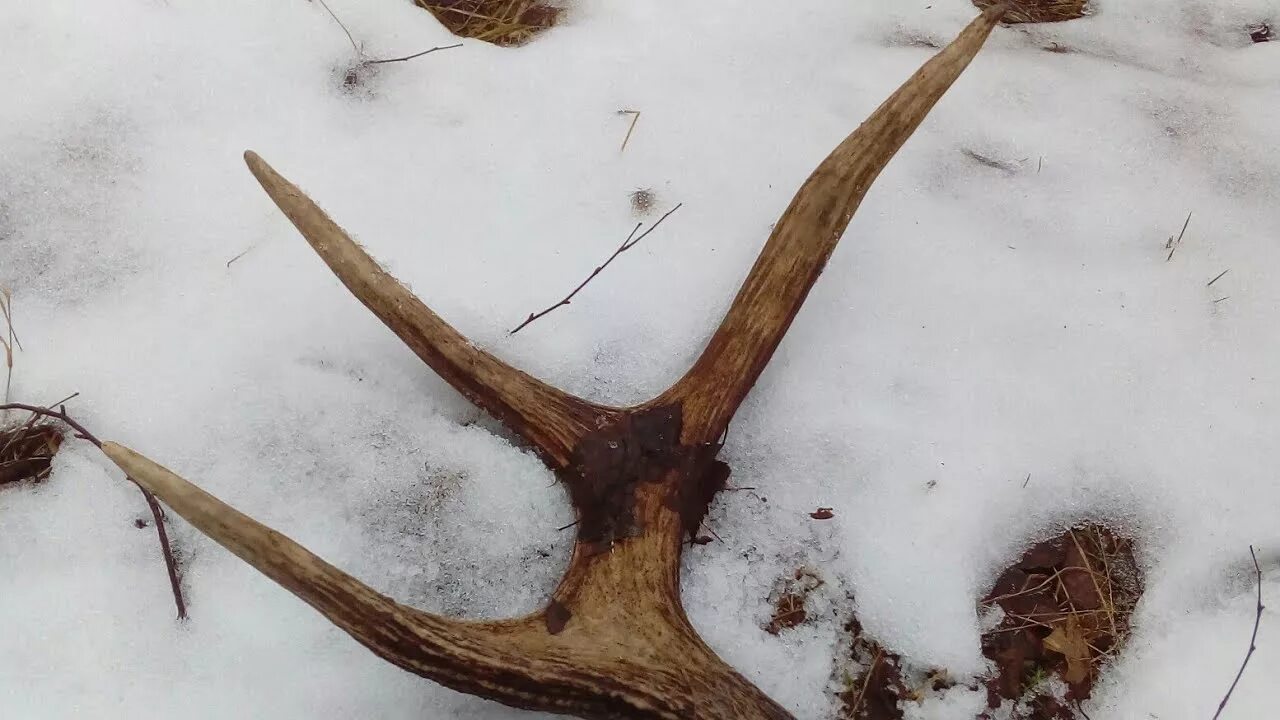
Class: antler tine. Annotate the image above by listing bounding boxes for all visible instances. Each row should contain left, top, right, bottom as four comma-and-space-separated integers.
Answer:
100, 443, 520, 670
102, 441, 795, 719
653, 7, 1005, 445
244, 151, 607, 469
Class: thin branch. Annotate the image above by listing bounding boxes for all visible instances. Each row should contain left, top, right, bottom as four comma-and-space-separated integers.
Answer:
0, 401, 188, 620
618, 110, 641, 153
366, 43, 463, 65
226, 246, 255, 268
1207, 269, 1230, 288
314, 0, 460, 70
315, 0, 361, 55
510, 203, 683, 334
1212, 545, 1264, 720
1165, 211, 1192, 262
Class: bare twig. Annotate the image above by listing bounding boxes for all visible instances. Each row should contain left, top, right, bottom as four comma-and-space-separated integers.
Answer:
315, 0, 361, 55
510, 203, 683, 334
226, 246, 255, 268
365, 43, 463, 65
1165, 211, 1192, 262
1207, 269, 1230, 288
0, 401, 188, 620
618, 110, 641, 153
1212, 545, 1264, 720
314, 0, 462, 69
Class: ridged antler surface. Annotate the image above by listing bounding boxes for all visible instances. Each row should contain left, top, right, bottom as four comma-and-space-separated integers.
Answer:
103, 8, 1005, 718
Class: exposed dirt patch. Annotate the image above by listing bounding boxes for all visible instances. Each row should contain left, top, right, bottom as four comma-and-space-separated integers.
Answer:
835, 616, 961, 719
413, 0, 561, 47
978, 524, 1143, 717
629, 188, 656, 218
765, 567, 824, 635
0, 422, 62, 487
972, 0, 1091, 24
1249, 22, 1274, 43
837, 618, 911, 720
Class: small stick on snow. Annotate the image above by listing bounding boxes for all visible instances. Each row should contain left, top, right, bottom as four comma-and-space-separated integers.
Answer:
0, 401, 189, 621
1211, 545, 1264, 720
226, 247, 255, 268
510, 203, 683, 334
1165, 211, 1192, 262
365, 44, 464, 65
618, 110, 641, 153
1207, 269, 1230, 288
314, 0, 461, 69
315, 0, 361, 55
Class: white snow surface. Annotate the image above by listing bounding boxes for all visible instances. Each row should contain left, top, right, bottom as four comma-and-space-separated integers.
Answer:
3, 0, 1279, 718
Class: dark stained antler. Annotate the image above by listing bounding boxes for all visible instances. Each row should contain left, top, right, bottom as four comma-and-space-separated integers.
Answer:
103, 8, 1005, 719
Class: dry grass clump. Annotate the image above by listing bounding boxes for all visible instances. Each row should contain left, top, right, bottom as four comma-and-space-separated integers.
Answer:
0, 290, 65, 487
2, 288, 17, 404
0, 422, 62, 487
765, 567, 824, 635
972, 0, 1091, 24
979, 524, 1143, 715
413, 0, 561, 47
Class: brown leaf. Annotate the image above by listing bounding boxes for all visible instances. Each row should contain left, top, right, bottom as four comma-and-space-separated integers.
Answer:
1043, 616, 1092, 685
810, 507, 834, 520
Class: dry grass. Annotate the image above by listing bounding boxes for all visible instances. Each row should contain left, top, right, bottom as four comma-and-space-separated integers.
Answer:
1, 288, 18, 405
980, 524, 1143, 710
0, 421, 62, 487
413, 0, 561, 47
764, 567, 824, 635
972, 0, 1092, 24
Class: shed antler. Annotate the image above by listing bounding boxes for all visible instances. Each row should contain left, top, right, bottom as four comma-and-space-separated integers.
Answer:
103, 9, 1004, 719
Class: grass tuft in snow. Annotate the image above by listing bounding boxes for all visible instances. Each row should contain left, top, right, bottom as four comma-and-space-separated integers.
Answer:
413, 0, 561, 47
972, 0, 1092, 24
0, 421, 62, 488
979, 524, 1143, 712
1, 288, 18, 405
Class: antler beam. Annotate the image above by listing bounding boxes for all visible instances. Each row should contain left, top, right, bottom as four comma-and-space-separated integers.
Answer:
103, 7, 1005, 719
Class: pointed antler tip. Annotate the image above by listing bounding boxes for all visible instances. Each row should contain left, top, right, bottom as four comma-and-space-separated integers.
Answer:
243, 150, 272, 181
984, 2, 1011, 20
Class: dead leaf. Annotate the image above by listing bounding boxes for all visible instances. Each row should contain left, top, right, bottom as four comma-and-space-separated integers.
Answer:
1043, 616, 1091, 684
810, 507, 834, 520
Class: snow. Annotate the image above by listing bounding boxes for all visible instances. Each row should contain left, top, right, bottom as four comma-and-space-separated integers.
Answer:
2, 0, 1278, 717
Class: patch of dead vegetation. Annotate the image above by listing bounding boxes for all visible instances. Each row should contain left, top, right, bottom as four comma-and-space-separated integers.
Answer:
629, 188, 655, 218
978, 524, 1143, 717
836, 618, 911, 720
413, 0, 561, 47
972, 0, 1092, 24
0, 422, 62, 487
765, 567, 824, 635
835, 616, 961, 719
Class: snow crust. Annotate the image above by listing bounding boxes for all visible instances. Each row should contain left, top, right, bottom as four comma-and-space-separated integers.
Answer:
2, 1, 1278, 717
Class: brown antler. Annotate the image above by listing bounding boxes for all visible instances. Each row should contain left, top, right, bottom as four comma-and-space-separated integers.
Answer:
242, 153, 611, 469
104, 8, 1004, 719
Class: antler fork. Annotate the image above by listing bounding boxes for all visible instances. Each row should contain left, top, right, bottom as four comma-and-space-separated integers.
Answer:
104, 8, 1005, 719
